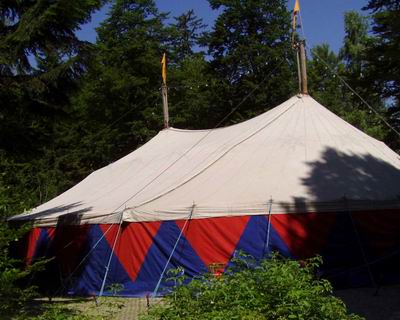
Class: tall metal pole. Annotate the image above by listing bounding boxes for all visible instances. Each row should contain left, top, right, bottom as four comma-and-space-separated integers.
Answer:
161, 83, 169, 128
298, 40, 308, 95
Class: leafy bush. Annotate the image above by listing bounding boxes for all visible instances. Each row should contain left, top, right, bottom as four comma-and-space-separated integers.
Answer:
29, 306, 94, 320
142, 253, 363, 320
0, 223, 48, 318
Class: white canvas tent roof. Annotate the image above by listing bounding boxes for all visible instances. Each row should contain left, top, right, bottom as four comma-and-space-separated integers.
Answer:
10, 95, 400, 226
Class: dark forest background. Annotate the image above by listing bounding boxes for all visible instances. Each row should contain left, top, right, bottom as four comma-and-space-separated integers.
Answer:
1, 0, 400, 218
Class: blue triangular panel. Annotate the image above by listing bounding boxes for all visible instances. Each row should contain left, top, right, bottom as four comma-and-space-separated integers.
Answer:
133, 221, 207, 296
233, 215, 292, 260
33, 229, 53, 259
68, 225, 133, 296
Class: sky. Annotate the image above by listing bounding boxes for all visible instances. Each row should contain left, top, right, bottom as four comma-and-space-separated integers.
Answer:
76, 0, 369, 53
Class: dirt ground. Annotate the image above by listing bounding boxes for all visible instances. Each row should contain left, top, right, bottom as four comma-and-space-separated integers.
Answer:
336, 286, 400, 320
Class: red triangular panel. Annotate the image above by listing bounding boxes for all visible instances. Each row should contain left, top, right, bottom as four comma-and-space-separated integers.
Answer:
26, 228, 41, 265
46, 227, 56, 240
100, 222, 161, 281
353, 210, 400, 256
272, 213, 336, 259
176, 216, 250, 269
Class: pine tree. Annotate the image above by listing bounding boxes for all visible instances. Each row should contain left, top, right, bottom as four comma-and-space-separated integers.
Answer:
0, 0, 104, 216
339, 11, 370, 80
204, 0, 297, 124
364, 0, 400, 101
169, 10, 206, 62
364, 0, 400, 150
67, 0, 170, 176
165, 10, 217, 129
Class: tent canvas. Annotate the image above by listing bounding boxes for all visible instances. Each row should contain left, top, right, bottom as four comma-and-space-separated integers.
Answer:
10, 95, 400, 296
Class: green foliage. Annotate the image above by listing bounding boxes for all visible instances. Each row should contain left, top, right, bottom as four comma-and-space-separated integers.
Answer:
142, 253, 363, 320
204, 0, 297, 123
308, 12, 387, 142
66, 0, 169, 171
0, 223, 49, 318
29, 306, 94, 320
339, 11, 370, 76
0, 0, 106, 219
364, 0, 400, 100
169, 10, 206, 61
363, 0, 400, 151
168, 55, 221, 129
107, 283, 125, 296
0, 1, 105, 317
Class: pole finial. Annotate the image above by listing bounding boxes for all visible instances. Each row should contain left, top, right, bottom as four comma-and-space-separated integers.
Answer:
161, 53, 169, 128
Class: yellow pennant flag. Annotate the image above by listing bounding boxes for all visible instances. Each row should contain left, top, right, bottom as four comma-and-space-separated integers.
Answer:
161, 53, 167, 85
292, 0, 300, 31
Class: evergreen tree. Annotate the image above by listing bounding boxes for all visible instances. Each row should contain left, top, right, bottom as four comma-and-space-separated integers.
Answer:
166, 10, 218, 129
67, 0, 170, 176
308, 44, 347, 115
339, 11, 386, 140
308, 12, 386, 141
364, 0, 400, 101
339, 11, 370, 80
0, 0, 104, 216
167, 55, 221, 129
204, 0, 297, 124
364, 0, 400, 150
0, 1, 104, 315
169, 10, 206, 61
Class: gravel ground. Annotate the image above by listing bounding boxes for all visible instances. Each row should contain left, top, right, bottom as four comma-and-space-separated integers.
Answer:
336, 286, 400, 320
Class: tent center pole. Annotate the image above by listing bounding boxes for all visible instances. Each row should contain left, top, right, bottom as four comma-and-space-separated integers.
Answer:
161, 83, 169, 128
297, 40, 308, 95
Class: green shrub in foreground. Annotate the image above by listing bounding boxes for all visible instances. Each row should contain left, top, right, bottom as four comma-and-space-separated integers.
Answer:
142, 253, 363, 320
0, 224, 50, 319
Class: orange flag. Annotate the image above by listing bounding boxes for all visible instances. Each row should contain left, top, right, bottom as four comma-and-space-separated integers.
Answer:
292, 0, 300, 31
161, 53, 167, 85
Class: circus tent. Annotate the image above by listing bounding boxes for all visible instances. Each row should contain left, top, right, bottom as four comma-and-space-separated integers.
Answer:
10, 94, 400, 296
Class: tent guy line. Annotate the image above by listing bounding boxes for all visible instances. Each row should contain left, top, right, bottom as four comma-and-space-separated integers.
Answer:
309, 45, 400, 139
52, 213, 121, 296
265, 197, 273, 250
293, 0, 400, 139
151, 203, 196, 298
99, 210, 124, 298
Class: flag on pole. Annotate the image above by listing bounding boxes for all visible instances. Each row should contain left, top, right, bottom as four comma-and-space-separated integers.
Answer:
161, 53, 167, 85
292, 0, 300, 32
